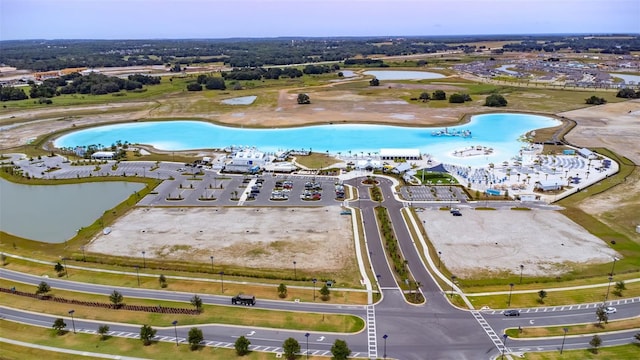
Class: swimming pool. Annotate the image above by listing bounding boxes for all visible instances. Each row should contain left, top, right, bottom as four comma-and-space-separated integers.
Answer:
54, 113, 560, 167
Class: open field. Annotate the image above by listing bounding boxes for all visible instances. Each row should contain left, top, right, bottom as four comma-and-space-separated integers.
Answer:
416, 209, 619, 278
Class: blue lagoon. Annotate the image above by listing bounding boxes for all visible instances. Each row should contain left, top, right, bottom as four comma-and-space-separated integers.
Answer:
54, 113, 560, 167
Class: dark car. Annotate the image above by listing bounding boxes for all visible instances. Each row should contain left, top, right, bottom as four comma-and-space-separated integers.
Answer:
503, 309, 520, 316
451, 210, 462, 216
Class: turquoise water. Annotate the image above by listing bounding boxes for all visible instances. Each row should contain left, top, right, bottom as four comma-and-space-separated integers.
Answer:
363, 70, 445, 80
54, 113, 560, 167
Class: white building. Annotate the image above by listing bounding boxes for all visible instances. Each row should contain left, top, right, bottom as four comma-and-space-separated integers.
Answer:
91, 151, 116, 160
380, 148, 421, 161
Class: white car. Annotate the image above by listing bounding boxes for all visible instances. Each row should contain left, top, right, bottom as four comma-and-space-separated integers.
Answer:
604, 306, 617, 314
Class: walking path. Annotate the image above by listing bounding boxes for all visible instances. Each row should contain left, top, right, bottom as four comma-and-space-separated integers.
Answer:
0, 336, 149, 360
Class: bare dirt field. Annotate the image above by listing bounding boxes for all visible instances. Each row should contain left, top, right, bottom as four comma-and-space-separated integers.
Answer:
416, 208, 619, 278
559, 99, 640, 164
87, 207, 354, 272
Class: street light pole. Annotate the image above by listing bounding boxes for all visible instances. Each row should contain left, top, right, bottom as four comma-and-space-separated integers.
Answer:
519, 264, 524, 284
142, 251, 146, 268
81, 246, 86, 262
312, 278, 317, 301
501, 334, 508, 359
172, 320, 178, 346
382, 334, 388, 359
605, 275, 613, 302
293, 261, 297, 280
560, 327, 568, 354
508, 283, 514, 307
450, 275, 456, 298
610, 256, 618, 276
68, 309, 76, 334
438, 251, 442, 268
305, 332, 310, 359
135, 266, 140, 286
62, 257, 69, 278
219, 271, 224, 293
210, 256, 214, 273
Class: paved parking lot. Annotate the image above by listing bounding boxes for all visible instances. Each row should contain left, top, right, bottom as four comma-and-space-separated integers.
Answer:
399, 185, 468, 202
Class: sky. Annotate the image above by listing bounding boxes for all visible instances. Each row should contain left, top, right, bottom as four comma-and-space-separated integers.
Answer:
1, 0, 638, 40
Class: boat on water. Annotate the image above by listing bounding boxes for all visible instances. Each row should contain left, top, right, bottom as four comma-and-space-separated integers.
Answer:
431, 128, 472, 138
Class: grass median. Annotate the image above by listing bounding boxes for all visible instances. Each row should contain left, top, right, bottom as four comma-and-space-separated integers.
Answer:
0, 279, 364, 333
521, 343, 640, 360
506, 317, 640, 338
0, 320, 330, 360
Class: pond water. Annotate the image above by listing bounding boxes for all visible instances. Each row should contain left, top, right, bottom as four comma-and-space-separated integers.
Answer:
363, 70, 445, 80
54, 113, 560, 167
0, 179, 145, 243
497, 64, 519, 75
609, 73, 640, 84
221, 96, 257, 105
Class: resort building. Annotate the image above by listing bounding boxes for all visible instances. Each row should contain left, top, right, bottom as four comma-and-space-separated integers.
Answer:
379, 148, 421, 161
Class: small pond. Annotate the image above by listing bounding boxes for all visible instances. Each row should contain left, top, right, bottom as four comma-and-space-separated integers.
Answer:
221, 96, 257, 105
0, 179, 145, 243
363, 70, 445, 80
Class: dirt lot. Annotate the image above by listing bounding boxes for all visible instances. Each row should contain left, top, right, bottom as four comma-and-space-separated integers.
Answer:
416, 208, 620, 278
87, 207, 354, 272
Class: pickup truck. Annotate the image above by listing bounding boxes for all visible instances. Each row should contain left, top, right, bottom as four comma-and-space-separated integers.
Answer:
231, 294, 256, 306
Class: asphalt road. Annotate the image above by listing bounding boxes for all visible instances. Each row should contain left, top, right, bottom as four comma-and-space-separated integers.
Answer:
2, 163, 638, 359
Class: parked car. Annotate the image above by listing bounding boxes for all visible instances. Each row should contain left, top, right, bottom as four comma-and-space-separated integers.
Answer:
604, 306, 617, 314
451, 210, 462, 216
503, 309, 520, 316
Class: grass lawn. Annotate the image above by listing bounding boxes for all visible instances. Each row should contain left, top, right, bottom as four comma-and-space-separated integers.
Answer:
522, 343, 640, 360
0, 320, 333, 360
0, 279, 364, 333
506, 318, 640, 338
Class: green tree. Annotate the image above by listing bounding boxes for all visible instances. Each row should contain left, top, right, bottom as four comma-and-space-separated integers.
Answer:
369, 77, 380, 86
205, 77, 226, 90
109, 290, 124, 308
331, 339, 351, 360
589, 334, 602, 353
283, 337, 300, 360
54, 262, 65, 277
484, 93, 508, 107
277, 283, 288, 298
448, 93, 468, 103
613, 280, 626, 296
419, 92, 430, 102
186, 83, 202, 91
98, 324, 110, 340
616, 88, 638, 99
159, 274, 168, 288
595, 305, 608, 325
36, 281, 51, 297
190, 294, 203, 312
187, 327, 204, 350
585, 95, 607, 105
140, 324, 157, 346
432, 90, 446, 100
52, 318, 67, 335
297, 93, 310, 104
537, 290, 547, 304
235, 335, 251, 356
320, 284, 331, 301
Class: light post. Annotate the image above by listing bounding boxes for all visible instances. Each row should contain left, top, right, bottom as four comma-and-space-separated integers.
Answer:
141, 251, 146, 268
210, 256, 214, 273
293, 261, 297, 280
508, 283, 514, 307
305, 332, 310, 359
172, 320, 178, 346
450, 275, 457, 298
135, 266, 140, 286
438, 251, 442, 268
560, 327, 568, 354
610, 256, 618, 276
62, 257, 69, 278
382, 334, 388, 359
605, 275, 613, 302
81, 246, 86, 262
519, 264, 524, 284
312, 278, 317, 301
219, 271, 224, 293
68, 309, 76, 334
501, 334, 508, 359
